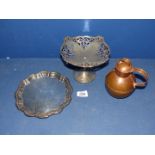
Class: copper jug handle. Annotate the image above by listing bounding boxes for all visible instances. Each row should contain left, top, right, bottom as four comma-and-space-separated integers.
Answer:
133, 68, 148, 87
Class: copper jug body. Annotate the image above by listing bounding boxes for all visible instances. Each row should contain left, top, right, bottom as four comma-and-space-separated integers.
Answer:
105, 58, 148, 98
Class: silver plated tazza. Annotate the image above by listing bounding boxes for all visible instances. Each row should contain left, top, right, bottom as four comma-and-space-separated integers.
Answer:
16, 71, 72, 118
60, 36, 110, 83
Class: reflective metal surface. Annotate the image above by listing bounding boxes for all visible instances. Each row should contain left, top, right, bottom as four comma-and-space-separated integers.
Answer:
16, 71, 72, 118
105, 58, 148, 98
60, 36, 110, 83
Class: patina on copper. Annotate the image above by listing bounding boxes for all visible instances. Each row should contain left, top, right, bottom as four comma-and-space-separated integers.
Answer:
105, 58, 148, 98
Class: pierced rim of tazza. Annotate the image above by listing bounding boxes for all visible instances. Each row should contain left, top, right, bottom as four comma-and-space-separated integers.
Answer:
15, 71, 73, 118
60, 35, 110, 68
